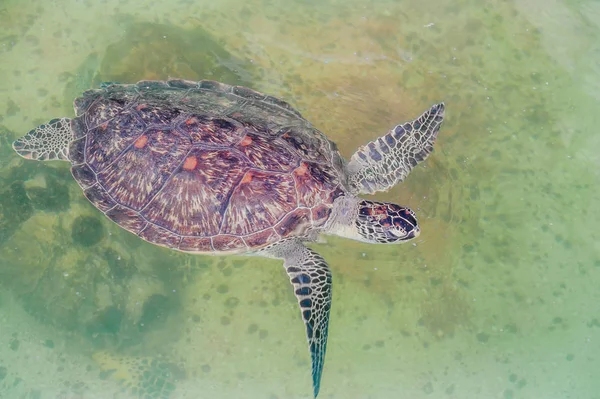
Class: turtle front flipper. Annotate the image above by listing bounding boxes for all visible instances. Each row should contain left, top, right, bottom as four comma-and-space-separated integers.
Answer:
12, 118, 72, 161
261, 240, 332, 398
346, 103, 445, 195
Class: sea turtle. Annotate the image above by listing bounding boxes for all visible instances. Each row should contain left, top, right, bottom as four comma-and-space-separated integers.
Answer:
11, 79, 445, 397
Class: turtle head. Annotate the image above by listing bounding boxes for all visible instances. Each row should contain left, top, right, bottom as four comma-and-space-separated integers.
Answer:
355, 200, 419, 243
328, 197, 419, 243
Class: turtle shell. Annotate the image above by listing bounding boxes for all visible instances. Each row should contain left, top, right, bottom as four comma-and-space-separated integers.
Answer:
67, 80, 345, 253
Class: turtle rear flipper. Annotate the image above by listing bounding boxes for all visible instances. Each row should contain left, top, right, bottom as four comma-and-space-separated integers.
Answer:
261, 240, 332, 398
12, 118, 73, 161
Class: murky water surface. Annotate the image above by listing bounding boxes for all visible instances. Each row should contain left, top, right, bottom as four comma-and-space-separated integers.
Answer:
1, 0, 598, 398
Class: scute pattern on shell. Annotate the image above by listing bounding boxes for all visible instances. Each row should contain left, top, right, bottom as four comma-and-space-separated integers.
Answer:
71, 80, 345, 253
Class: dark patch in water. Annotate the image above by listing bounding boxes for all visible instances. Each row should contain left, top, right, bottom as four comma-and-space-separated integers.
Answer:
86, 306, 123, 336
105, 248, 135, 281
94, 19, 255, 89
27, 174, 70, 213
0, 181, 33, 245
139, 294, 177, 332
71, 215, 104, 247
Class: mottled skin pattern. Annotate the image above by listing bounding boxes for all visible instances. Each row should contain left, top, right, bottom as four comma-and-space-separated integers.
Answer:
355, 200, 420, 243
262, 238, 332, 391
12, 118, 71, 161
346, 103, 445, 194
12, 79, 445, 398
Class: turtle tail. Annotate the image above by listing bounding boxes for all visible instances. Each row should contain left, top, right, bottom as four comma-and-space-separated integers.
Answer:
12, 118, 72, 161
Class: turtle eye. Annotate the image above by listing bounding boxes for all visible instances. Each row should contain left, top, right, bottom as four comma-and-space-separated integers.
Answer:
394, 209, 417, 230
387, 207, 419, 241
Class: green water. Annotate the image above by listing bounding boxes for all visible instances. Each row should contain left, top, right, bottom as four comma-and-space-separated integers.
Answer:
1, 0, 599, 398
